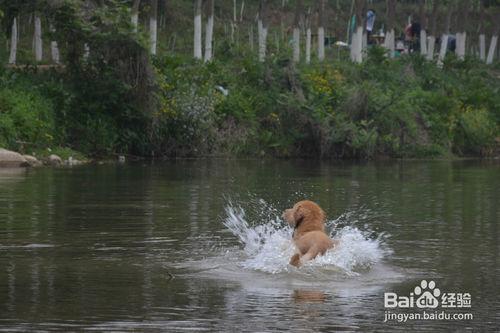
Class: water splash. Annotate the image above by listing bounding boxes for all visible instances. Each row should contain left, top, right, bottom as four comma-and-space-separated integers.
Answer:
223, 201, 390, 276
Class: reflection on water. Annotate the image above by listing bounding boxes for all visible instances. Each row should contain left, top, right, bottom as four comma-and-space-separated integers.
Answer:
0, 160, 499, 331
293, 290, 327, 303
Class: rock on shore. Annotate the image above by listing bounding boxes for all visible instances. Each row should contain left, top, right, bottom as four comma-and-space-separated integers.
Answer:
0, 148, 86, 168
0, 148, 29, 168
23, 155, 43, 167
48, 154, 63, 166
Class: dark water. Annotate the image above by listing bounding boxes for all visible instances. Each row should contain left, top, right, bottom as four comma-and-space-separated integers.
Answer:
0, 160, 499, 332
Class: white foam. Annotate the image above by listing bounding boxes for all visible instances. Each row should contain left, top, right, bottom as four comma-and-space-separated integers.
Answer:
223, 202, 390, 276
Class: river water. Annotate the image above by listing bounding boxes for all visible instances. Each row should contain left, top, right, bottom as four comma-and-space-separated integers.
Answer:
0, 160, 499, 332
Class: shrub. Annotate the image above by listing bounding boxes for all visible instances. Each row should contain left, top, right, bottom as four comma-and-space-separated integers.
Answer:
454, 106, 498, 156
1, 41, 499, 159
0, 87, 54, 152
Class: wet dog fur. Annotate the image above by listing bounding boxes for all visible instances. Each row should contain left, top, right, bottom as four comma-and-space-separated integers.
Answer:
282, 200, 337, 267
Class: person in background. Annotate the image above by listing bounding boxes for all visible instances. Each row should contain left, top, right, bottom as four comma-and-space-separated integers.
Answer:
447, 35, 456, 52
366, 9, 376, 44
405, 21, 421, 52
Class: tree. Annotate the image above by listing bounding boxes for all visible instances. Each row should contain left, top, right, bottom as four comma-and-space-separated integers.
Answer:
384, 0, 396, 58
230, 0, 237, 43
194, 0, 202, 59
8, 17, 17, 64
131, 0, 141, 32
486, 13, 499, 64
479, 0, 486, 61
34, 14, 43, 61
317, 0, 325, 61
249, 24, 254, 51
50, 24, 60, 64
149, 0, 158, 55
350, 0, 364, 63
361, 0, 368, 52
438, 3, 453, 66
257, 0, 268, 62
204, 0, 214, 62
419, 0, 427, 56
426, 0, 438, 60
455, 0, 469, 60
293, 0, 303, 63
305, 7, 311, 64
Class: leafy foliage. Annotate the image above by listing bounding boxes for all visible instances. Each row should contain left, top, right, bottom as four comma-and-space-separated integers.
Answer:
0, 70, 54, 151
0, 1, 499, 159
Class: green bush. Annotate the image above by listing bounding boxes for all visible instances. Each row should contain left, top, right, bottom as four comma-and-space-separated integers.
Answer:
0, 87, 55, 152
1, 44, 499, 159
454, 106, 498, 156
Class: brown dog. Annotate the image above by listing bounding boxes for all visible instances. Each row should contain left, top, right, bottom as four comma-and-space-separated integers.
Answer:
282, 200, 337, 267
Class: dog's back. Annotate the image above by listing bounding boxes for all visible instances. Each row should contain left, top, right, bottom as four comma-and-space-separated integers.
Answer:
283, 200, 337, 267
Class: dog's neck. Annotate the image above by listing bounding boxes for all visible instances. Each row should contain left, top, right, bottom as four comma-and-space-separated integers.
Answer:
292, 218, 305, 237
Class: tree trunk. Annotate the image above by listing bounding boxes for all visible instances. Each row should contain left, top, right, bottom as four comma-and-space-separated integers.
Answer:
131, 0, 141, 32
455, 0, 469, 60
478, 0, 485, 61
304, 6, 312, 63
419, 0, 427, 56
426, 36, 435, 60
8, 17, 18, 64
50, 24, 60, 64
479, 34, 486, 61
194, 0, 203, 59
438, 35, 449, 64
204, 0, 214, 62
306, 27, 311, 64
384, 0, 396, 58
149, 0, 158, 55
420, 29, 428, 56
240, 0, 245, 21
317, 0, 325, 61
34, 15, 43, 62
258, 0, 268, 62
361, 0, 368, 54
249, 25, 254, 51
351, 26, 363, 62
292, 27, 300, 62
426, 0, 438, 60
486, 35, 498, 64
438, 6, 452, 66
233, 0, 237, 22
456, 32, 466, 59
292, 0, 303, 63
350, 0, 364, 63
230, 0, 236, 43
384, 30, 395, 57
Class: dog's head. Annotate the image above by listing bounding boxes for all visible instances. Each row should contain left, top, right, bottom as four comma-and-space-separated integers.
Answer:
282, 200, 326, 230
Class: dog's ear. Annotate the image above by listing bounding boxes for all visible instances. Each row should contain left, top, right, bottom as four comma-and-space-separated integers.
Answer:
293, 205, 304, 225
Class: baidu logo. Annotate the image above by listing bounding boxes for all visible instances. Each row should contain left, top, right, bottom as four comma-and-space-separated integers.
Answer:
414, 280, 441, 308
384, 280, 471, 309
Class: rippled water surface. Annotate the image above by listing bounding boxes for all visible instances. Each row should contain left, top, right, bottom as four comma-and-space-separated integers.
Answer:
0, 160, 499, 331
